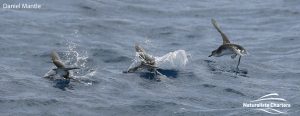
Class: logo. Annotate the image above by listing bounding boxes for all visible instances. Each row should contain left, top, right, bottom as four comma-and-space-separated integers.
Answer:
243, 93, 291, 114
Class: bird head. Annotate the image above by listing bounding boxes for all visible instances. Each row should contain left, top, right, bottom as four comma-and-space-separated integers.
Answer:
209, 50, 217, 57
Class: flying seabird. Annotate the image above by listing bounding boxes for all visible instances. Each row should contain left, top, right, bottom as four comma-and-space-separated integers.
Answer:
209, 19, 247, 72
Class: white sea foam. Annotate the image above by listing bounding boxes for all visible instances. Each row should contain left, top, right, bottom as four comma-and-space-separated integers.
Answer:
155, 50, 188, 70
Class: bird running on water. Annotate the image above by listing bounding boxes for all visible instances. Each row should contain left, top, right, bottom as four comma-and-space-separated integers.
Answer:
48, 51, 80, 80
209, 19, 247, 72
124, 44, 163, 81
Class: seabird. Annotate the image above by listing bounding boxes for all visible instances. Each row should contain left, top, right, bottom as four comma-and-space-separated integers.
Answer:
209, 19, 247, 72
125, 44, 163, 81
50, 51, 79, 79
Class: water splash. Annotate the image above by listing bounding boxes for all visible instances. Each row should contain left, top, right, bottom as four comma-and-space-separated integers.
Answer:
44, 41, 96, 86
64, 41, 96, 85
155, 50, 188, 70
64, 41, 89, 69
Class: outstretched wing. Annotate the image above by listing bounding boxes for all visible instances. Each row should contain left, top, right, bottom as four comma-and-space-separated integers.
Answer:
232, 47, 244, 56
134, 44, 156, 65
62, 67, 80, 70
51, 51, 65, 68
127, 65, 142, 73
135, 43, 146, 53
142, 63, 158, 69
211, 19, 230, 44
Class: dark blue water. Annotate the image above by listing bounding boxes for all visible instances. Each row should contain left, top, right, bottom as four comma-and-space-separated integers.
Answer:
0, 0, 300, 115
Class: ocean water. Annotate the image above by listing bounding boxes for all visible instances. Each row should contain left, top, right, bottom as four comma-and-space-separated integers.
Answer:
0, 0, 300, 115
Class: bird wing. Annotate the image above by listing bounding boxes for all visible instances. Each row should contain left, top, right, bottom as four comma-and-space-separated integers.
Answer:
62, 67, 80, 70
51, 51, 65, 68
127, 65, 142, 73
134, 44, 155, 64
135, 43, 146, 53
51, 51, 61, 61
232, 46, 244, 56
142, 63, 158, 69
211, 19, 231, 44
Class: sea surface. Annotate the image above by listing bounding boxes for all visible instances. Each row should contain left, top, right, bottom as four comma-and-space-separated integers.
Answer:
0, 0, 300, 116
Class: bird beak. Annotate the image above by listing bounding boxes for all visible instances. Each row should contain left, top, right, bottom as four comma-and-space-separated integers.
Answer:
208, 54, 212, 57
